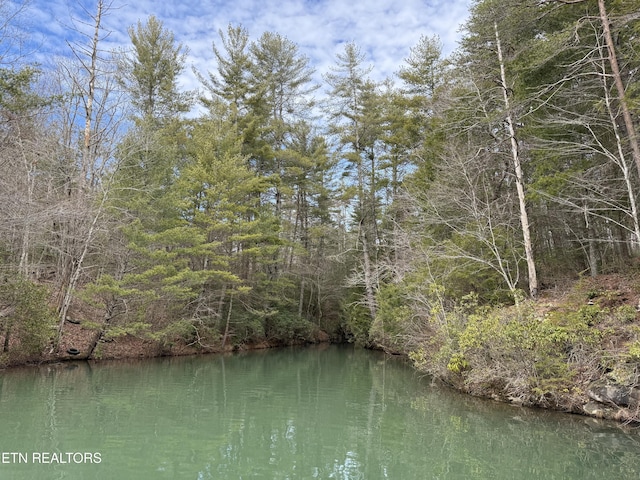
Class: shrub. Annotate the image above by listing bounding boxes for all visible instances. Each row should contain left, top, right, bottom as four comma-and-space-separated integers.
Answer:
264, 312, 314, 342
0, 277, 56, 363
613, 304, 638, 323
341, 288, 373, 346
370, 283, 411, 351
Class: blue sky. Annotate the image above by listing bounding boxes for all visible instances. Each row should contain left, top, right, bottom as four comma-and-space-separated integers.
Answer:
15, 0, 470, 93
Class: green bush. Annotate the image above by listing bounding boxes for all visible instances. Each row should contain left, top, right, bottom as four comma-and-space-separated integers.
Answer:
370, 283, 411, 351
264, 311, 314, 342
613, 304, 638, 323
418, 299, 600, 399
104, 321, 151, 341
0, 277, 56, 362
341, 288, 373, 346
576, 304, 603, 326
230, 313, 265, 344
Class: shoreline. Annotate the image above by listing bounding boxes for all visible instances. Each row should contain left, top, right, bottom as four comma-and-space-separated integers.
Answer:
3, 273, 640, 429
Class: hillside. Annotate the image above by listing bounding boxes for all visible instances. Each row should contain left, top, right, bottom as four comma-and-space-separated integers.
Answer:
404, 273, 640, 425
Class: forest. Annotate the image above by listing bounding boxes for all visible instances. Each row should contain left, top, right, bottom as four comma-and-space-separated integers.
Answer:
1, 0, 640, 419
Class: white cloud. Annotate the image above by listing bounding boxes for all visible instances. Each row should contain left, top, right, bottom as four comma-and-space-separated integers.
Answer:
24, 0, 470, 96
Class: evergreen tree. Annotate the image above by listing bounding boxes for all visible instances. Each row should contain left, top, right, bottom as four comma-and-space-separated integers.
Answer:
324, 42, 383, 336
116, 15, 192, 122
85, 14, 193, 350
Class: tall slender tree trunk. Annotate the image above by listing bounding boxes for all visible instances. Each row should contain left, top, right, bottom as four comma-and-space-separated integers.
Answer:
81, 0, 102, 189
221, 295, 233, 349
56, 0, 106, 342
359, 220, 377, 320
298, 278, 305, 319
597, 0, 640, 180
16, 125, 36, 277
494, 22, 538, 298
583, 201, 598, 277
354, 118, 377, 320
57, 192, 106, 340
590, 29, 640, 251
2, 320, 12, 353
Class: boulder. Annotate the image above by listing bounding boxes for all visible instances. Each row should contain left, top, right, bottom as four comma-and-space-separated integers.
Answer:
583, 401, 609, 418
587, 380, 637, 407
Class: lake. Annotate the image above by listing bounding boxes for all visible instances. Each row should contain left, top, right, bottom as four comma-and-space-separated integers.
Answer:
0, 344, 638, 479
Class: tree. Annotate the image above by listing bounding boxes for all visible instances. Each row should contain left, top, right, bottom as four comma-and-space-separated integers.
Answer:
197, 26, 335, 335
277, 120, 342, 326
49, 0, 126, 341
195, 24, 252, 121
410, 137, 526, 301
452, 0, 540, 299
243, 31, 320, 292
116, 15, 192, 122
0, 66, 55, 278
178, 107, 273, 344
521, 0, 640, 274
595, 0, 640, 179
385, 35, 447, 279
0, 276, 56, 364
195, 24, 271, 202
398, 34, 446, 101
494, 20, 538, 298
79, 14, 198, 354
324, 42, 382, 326
543, 0, 640, 178
248, 30, 317, 214
0, 0, 30, 66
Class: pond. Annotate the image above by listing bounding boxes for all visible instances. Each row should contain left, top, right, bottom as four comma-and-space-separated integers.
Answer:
0, 344, 639, 479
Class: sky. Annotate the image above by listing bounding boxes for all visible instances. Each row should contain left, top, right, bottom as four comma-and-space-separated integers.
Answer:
15, 0, 471, 97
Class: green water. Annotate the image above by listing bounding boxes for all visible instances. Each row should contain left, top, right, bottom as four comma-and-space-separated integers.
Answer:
0, 345, 638, 479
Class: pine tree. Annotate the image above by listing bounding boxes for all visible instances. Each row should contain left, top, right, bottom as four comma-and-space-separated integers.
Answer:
116, 15, 192, 122
324, 42, 382, 330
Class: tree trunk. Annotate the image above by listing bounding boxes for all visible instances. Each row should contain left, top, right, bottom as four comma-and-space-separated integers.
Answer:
360, 220, 377, 320
597, 0, 640, 180
2, 322, 12, 353
298, 278, 305, 319
81, 0, 102, 189
494, 21, 538, 298
583, 202, 598, 277
221, 295, 233, 349
56, 0, 108, 344
16, 124, 36, 278
57, 197, 104, 340
595, 35, 640, 250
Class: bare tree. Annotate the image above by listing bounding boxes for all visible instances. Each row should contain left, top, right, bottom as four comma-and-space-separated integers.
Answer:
524, 11, 640, 269
0, 68, 55, 280
543, 0, 640, 178
411, 139, 525, 301
0, 0, 30, 65
49, 0, 127, 341
494, 21, 538, 298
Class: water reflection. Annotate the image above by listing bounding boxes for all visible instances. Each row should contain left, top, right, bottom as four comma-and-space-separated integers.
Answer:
0, 346, 638, 479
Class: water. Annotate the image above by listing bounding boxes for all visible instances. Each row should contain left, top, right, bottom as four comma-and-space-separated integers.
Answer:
0, 345, 638, 479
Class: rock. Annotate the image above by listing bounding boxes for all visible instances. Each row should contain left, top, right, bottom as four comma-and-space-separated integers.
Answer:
583, 401, 609, 418
587, 380, 633, 407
